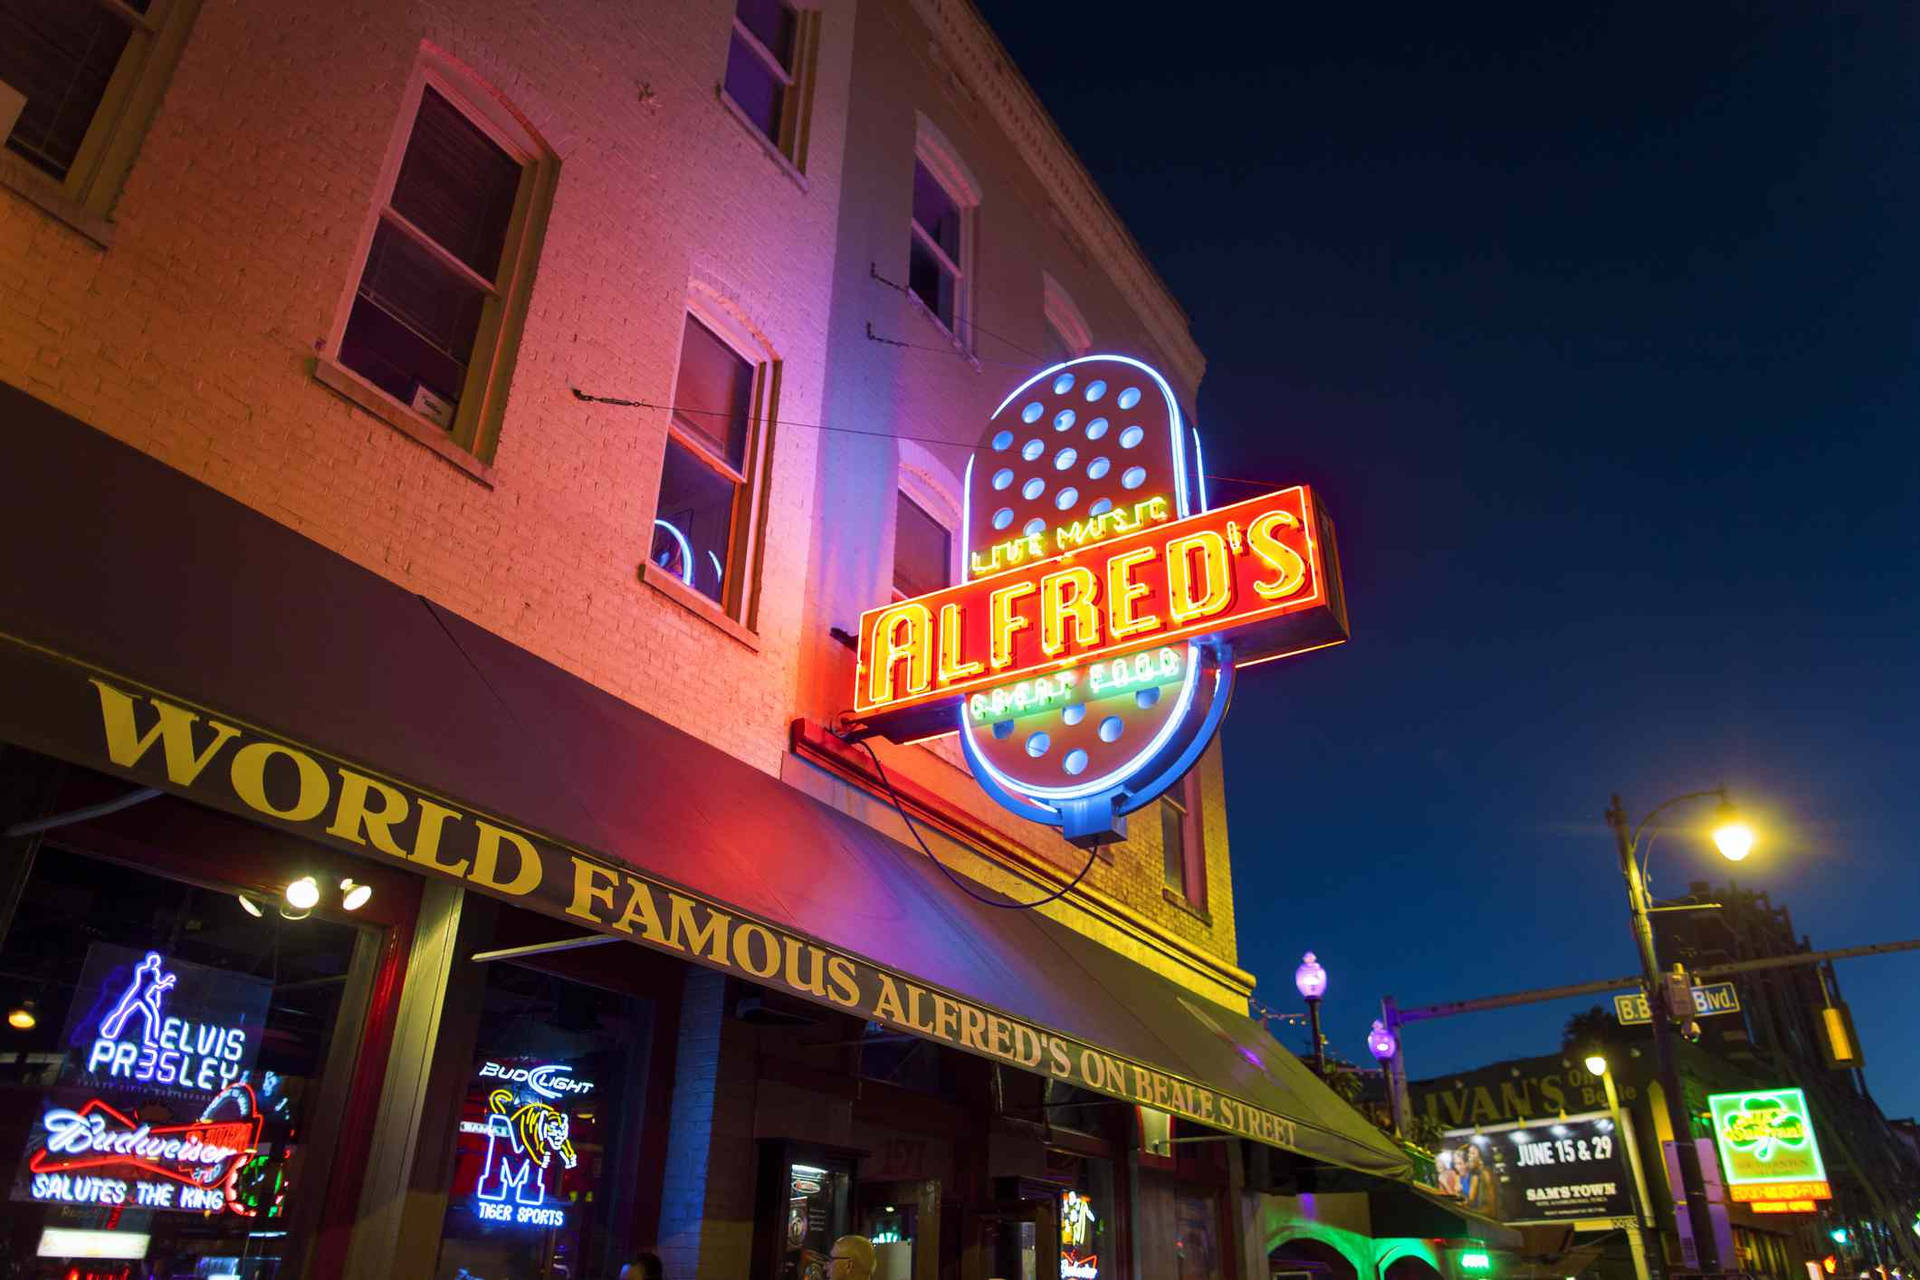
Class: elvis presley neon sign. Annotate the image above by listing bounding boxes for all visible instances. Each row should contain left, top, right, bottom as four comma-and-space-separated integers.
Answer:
855, 355, 1348, 844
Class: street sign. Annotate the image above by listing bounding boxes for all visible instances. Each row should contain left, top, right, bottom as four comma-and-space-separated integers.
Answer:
1613, 982, 1741, 1026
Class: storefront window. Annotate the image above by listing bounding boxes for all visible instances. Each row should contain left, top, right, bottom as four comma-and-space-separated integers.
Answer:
1048, 1153, 1114, 1280
431, 959, 652, 1280
756, 1143, 853, 1280
1171, 1190, 1220, 1280
862, 1199, 916, 1280
0, 842, 370, 1278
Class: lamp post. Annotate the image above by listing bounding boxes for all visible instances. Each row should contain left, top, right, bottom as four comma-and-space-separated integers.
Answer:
1587, 1051, 1660, 1280
1606, 788, 1754, 1277
1368, 1019, 1401, 1134
1295, 952, 1327, 1076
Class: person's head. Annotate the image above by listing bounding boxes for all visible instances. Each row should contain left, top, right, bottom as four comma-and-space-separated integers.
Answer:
1465, 1145, 1485, 1171
619, 1252, 664, 1280
829, 1235, 875, 1280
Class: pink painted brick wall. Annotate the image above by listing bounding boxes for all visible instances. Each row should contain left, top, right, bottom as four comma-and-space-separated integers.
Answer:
1, 0, 1243, 986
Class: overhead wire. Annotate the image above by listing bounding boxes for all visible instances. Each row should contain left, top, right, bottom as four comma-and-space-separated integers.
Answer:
568, 390, 1284, 494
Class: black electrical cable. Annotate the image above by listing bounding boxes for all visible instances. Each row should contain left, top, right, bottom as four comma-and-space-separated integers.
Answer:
852, 736, 1100, 911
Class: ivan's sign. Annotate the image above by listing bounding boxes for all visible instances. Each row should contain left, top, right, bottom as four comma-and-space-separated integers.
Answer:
856, 356, 1347, 843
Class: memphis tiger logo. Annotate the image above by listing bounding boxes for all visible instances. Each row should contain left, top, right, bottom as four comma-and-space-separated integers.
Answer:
478, 1088, 577, 1209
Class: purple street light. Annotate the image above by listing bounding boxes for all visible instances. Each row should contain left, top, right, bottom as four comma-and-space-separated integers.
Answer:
1368, 1018, 1397, 1063
1294, 952, 1327, 1075
1294, 952, 1327, 1000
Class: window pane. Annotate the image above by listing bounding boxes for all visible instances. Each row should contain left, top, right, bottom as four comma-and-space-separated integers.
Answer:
672, 316, 753, 471
432, 961, 650, 1279
651, 436, 740, 606
893, 492, 950, 599
723, 33, 784, 142
907, 235, 955, 329
0, 0, 135, 178
735, 0, 796, 68
1160, 798, 1187, 895
390, 87, 523, 281
339, 218, 488, 416
911, 161, 961, 261
0, 844, 362, 1277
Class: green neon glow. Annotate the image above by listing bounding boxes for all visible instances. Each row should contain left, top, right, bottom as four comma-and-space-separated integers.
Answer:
1459, 1252, 1492, 1272
1709, 1088, 1827, 1186
965, 646, 1183, 723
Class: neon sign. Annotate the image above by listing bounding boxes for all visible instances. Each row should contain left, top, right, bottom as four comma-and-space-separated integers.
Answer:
458, 1060, 592, 1230
86, 951, 249, 1092
1709, 1088, 1831, 1211
27, 1082, 261, 1214
855, 355, 1348, 843
1061, 1189, 1098, 1280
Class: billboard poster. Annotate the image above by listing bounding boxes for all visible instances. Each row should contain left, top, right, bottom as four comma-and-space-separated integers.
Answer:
1439, 1111, 1636, 1224
11, 942, 273, 1215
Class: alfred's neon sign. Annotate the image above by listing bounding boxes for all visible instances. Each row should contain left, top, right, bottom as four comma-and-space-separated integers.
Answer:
855, 356, 1348, 843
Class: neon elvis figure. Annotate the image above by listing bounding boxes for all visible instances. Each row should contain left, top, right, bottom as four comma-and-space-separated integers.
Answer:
477, 1088, 577, 1209
99, 953, 176, 1046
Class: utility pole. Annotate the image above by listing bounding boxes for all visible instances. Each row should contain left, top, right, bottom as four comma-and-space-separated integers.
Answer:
1608, 794, 1721, 1275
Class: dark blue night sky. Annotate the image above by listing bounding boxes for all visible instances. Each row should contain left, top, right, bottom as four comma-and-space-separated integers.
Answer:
975, 2, 1920, 1115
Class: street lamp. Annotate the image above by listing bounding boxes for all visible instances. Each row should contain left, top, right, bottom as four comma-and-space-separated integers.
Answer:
1585, 1051, 1658, 1280
1369, 1019, 1403, 1134
1295, 952, 1327, 1075
1606, 787, 1756, 1276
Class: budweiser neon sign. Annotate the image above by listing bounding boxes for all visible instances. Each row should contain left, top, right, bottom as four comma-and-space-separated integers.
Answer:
855, 355, 1347, 843
27, 1083, 261, 1213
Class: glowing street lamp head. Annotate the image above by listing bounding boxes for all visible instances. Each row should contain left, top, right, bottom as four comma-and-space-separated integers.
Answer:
1584, 1053, 1609, 1077
7, 1003, 35, 1031
1712, 805, 1756, 862
1294, 952, 1327, 1001
1367, 1019, 1397, 1063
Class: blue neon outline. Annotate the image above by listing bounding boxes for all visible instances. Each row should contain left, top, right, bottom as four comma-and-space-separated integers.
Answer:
960, 640, 1204, 802
651, 519, 695, 586
1191, 426, 1209, 513
1112, 650, 1234, 818
958, 354, 1211, 815
976, 353, 1191, 575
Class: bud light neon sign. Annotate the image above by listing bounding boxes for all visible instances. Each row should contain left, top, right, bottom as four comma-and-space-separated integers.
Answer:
455, 1060, 594, 1230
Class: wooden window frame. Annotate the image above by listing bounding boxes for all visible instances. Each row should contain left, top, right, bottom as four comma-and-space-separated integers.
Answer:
0, 0, 205, 241
718, 1, 821, 174
645, 295, 780, 633
318, 49, 557, 470
1159, 773, 1207, 911
909, 115, 981, 351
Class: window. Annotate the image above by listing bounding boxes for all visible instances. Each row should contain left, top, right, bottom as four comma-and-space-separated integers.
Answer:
893, 491, 951, 600
721, 0, 819, 170
0, 830, 401, 1279
1160, 773, 1205, 907
0, 0, 202, 218
906, 115, 980, 345
330, 65, 556, 464
649, 311, 771, 619
908, 158, 964, 332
